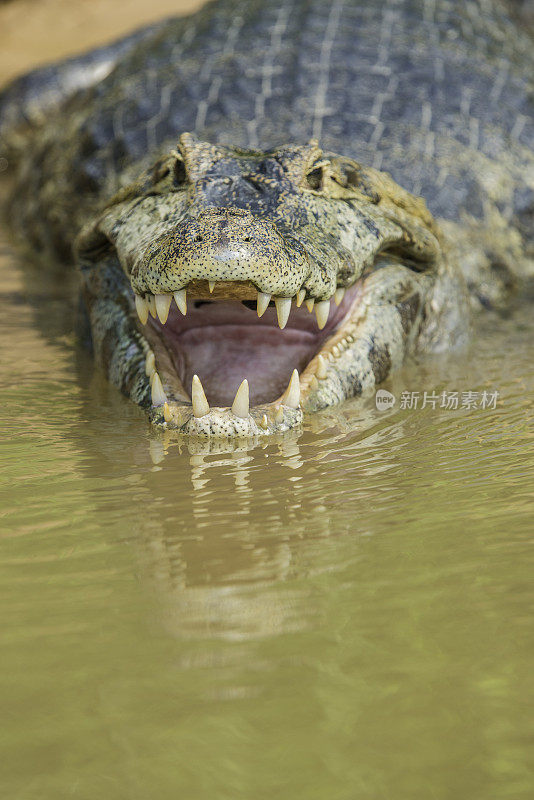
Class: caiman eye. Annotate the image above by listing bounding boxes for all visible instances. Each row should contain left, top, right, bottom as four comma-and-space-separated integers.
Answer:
331, 162, 360, 189
329, 160, 380, 202
341, 164, 359, 188
173, 158, 187, 187
306, 166, 323, 191
152, 160, 170, 183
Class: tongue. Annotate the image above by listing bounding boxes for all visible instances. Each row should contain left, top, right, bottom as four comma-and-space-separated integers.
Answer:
177, 325, 318, 405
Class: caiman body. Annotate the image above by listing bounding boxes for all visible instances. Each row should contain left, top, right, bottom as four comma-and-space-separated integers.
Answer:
1, 0, 533, 436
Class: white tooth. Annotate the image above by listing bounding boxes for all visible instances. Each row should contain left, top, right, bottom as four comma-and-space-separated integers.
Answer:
173, 289, 187, 315
145, 351, 155, 376
315, 300, 330, 330
275, 405, 284, 423
305, 298, 315, 312
260, 414, 269, 430
310, 375, 319, 390
191, 374, 209, 417
334, 287, 346, 306
316, 354, 327, 380
147, 295, 157, 319
155, 294, 172, 324
257, 291, 271, 317
208, 281, 216, 293
296, 289, 306, 307
231, 379, 249, 418
163, 402, 172, 422
282, 369, 300, 408
333, 345, 340, 358
275, 296, 292, 329
151, 372, 167, 406
135, 295, 149, 325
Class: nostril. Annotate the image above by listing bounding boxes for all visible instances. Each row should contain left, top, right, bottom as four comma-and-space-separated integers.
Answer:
243, 236, 251, 242
243, 176, 265, 193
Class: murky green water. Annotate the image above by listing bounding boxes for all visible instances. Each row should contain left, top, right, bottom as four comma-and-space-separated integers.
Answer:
1, 227, 533, 799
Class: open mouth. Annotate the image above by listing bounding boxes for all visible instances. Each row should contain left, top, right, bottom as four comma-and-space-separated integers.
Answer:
133, 279, 360, 430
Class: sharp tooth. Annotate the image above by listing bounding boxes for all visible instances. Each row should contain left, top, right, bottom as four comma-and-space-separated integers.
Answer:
260, 414, 269, 429
163, 402, 172, 422
257, 291, 271, 317
316, 354, 327, 379
282, 369, 300, 408
305, 298, 315, 312
231, 379, 249, 418
275, 296, 291, 329
135, 295, 149, 325
310, 375, 319, 390
151, 372, 167, 406
334, 287, 346, 305
191, 374, 209, 417
147, 295, 157, 319
155, 294, 172, 324
315, 299, 330, 329
208, 281, 215, 293
145, 351, 155, 376
275, 405, 284, 423
332, 345, 340, 358
173, 289, 187, 315
296, 289, 306, 307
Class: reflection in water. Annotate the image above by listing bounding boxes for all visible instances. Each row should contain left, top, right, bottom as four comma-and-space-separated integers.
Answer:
2, 231, 534, 798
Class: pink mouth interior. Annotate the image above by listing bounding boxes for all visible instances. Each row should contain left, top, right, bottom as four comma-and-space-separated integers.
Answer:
150, 288, 358, 406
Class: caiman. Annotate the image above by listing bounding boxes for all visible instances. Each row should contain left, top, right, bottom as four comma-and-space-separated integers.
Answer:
1, 0, 533, 437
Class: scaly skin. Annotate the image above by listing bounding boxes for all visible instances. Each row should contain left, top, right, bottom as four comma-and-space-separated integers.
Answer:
1, 0, 533, 437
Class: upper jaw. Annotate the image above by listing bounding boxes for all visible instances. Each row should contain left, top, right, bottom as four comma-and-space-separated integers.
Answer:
130, 212, 314, 300
101, 193, 409, 302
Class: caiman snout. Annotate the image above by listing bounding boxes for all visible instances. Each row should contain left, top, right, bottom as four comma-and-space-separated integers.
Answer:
131, 208, 310, 298
186, 208, 272, 257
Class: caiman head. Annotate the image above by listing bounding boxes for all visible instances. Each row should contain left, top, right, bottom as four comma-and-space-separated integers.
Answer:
76, 132, 446, 437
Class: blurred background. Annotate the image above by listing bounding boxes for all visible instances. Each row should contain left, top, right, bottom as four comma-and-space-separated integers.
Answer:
1, 0, 206, 84
1, 0, 533, 86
